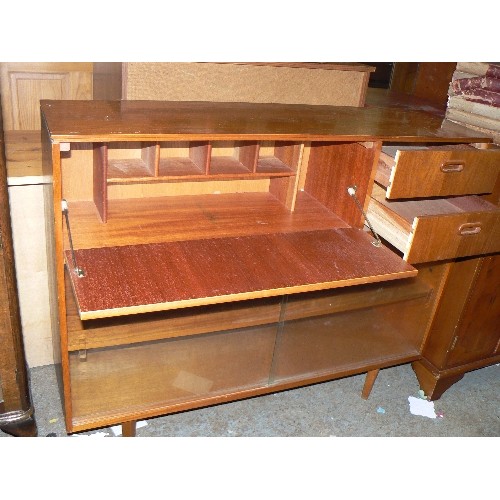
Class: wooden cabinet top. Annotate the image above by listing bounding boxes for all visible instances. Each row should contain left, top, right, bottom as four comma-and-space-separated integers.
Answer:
41, 100, 493, 143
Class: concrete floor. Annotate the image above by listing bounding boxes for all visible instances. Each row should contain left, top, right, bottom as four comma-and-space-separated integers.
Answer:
2, 361, 497, 500
2, 361, 498, 437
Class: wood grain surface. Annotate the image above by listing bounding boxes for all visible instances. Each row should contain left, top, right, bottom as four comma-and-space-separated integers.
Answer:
65, 192, 350, 250
387, 148, 500, 199
40, 100, 494, 144
65, 228, 416, 319
368, 184, 500, 263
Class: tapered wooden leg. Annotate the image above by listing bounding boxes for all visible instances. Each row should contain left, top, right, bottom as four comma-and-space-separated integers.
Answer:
361, 369, 380, 399
122, 420, 136, 437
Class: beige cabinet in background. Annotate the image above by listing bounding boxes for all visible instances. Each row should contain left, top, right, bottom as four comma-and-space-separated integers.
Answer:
0, 62, 92, 368
93, 62, 374, 106
0, 62, 93, 178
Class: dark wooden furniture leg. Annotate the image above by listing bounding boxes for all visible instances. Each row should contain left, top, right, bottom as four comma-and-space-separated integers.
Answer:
361, 369, 380, 399
0, 415, 38, 437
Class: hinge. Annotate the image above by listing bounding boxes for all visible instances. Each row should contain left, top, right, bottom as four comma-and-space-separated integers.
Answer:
347, 185, 382, 247
62, 199, 85, 278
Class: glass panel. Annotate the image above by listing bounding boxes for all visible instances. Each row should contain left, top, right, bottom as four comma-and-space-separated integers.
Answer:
70, 324, 277, 422
271, 291, 429, 384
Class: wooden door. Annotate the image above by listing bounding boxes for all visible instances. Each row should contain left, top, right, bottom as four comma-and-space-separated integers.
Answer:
445, 255, 500, 367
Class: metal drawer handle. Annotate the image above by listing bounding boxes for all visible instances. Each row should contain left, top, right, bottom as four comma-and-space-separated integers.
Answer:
458, 222, 482, 235
441, 161, 464, 173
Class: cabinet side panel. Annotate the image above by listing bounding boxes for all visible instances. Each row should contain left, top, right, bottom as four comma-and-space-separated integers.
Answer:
93, 144, 107, 222
42, 124, 74, 429
421, 258, 482, 369
305, 142, 376, 228
42, 122, 61, 367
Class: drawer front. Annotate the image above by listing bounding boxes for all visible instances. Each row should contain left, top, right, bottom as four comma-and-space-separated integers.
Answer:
387, 149, 500, 199
405, 211, 500, 263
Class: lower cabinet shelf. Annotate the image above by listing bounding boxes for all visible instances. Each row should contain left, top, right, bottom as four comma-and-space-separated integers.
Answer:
66, 273, 433, 432
270, 303, 423, 385
70, 324, 278, 428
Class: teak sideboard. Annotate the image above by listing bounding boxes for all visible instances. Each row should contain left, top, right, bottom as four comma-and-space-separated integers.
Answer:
40, 100, 500, 435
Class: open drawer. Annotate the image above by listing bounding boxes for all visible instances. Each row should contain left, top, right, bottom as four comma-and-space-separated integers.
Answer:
368, 184, 500, 264
376, 145, 500, 199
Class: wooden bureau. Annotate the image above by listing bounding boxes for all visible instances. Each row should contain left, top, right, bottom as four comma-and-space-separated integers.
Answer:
41, 100, 499, 435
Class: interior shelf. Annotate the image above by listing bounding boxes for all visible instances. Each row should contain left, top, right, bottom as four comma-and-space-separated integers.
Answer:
158, 157, 206, 177
208, 157, 252, 175
256, 157, 294, 174
107, 159, 155, 180
106, 142, 156, 181
157, 141, 209, 178
208, 141, 257, 175
64, 191, 349, 250
105, 140, 299, 184
68, 296, 422, 428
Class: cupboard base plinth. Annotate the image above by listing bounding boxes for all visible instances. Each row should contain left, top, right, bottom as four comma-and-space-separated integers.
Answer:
412, 360, 465, 401
412, 355, 500, 401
